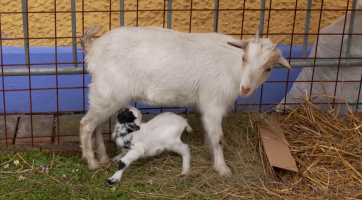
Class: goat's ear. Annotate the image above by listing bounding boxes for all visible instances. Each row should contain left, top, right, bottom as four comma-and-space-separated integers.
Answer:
227, 41, 249, 49
277, 56, 292, 71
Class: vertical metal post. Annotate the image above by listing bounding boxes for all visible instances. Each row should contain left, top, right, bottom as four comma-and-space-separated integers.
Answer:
167, 0, 172, 29
21, 0, 29, 68
71, 0, 77, 68
0, 14, 9, 147
213, 0, 219, 32
259, 0, 266, 38
258, 0, 266, 111
302, 0, 312, 57
120, 0, 124, 26
346, 0, 357, 57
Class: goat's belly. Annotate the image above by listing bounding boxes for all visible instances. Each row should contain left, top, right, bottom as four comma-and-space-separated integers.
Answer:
144, 147, 166, 157
134, 91, 194, 107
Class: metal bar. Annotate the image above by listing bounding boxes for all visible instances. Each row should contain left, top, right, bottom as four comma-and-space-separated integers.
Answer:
109, 0, 112, 140
346, 0, 357, 57
213, 0, 219, 32
302, 0, 312, 57
309, 0, 324, 99
120, 0, 124, 26
163, 0, 166, 28
71, 0, 77, 68
82, 0, 85, 115
1, 32, 362, 41
259, 0, 266, 38
0, 8, 361, 14
0, 14, 9, 146
21, 0, 29, 68
55, 0, 60, 145
1, 59, 362, 76
23, 0, 34, 147
283, 0, 298, 114
356, 74, 362, 112
189, 0, 193, 32
136, 0, 139, 26
332, 0, 351, 110
167, 0, 172, 29
235, 0, 247, 112
258, 0, 267, 110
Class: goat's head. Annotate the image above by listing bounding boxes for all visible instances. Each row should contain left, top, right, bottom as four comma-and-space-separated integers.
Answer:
227, 27, 292, 98
117, 106, 142, 132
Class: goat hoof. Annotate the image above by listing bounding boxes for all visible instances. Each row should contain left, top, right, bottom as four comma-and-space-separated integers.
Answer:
179, 174, 185, 178
81, 156, 87, 162
214, 166, 232, 177
88, 162, 100, 171
105, 178, 118, 185
99, 156, 110, 165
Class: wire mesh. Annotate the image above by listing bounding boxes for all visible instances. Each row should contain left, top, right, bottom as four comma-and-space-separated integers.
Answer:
0, 0, 361, 147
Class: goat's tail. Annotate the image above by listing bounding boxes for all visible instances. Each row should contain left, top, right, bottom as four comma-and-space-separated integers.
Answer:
79, 24, 102, 53
185, 121, 193, 133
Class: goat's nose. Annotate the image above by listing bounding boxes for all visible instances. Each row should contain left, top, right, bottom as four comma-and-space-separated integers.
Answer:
241, 86, 250, 95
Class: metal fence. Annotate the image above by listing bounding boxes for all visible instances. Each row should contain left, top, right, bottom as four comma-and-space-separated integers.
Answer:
0, 0, 361, 147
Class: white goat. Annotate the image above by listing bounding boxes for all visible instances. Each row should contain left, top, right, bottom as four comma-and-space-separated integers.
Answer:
105, 106, 192, 185
79, 25, 292, 176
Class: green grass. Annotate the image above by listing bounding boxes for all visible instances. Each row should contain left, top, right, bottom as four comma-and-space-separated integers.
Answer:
0, 113, 274, 199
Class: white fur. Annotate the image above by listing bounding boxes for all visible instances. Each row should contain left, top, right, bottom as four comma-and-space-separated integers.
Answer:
106, 107, 192, 184
79, 25, 291, 176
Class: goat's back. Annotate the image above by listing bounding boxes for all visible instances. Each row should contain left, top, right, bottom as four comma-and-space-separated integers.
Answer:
138, 112, 189, 141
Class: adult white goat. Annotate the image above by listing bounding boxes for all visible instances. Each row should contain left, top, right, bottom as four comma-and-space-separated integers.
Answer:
79, 24, 292, 176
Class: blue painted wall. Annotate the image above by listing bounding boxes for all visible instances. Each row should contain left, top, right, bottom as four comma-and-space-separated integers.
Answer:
0, 45, 312, 114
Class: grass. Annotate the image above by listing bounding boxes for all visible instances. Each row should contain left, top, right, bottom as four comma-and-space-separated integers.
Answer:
0, 112, 274, 199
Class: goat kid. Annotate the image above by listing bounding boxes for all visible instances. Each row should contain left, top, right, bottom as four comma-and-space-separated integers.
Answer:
105, 106, 192, 185
79, 25, 292, 176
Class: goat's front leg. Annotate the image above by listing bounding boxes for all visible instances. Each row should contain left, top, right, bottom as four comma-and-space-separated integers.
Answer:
202, 110, 232, 177
105, 150, 141, 185
80, 100, 119, 170
94, 126, 110, 165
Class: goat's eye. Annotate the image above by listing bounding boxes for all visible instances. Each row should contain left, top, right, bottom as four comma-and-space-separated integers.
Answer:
265, 68, 272, 72
242, 58, 245, 62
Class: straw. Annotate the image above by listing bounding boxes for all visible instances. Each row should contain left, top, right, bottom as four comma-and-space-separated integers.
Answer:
262, 92, 362, 199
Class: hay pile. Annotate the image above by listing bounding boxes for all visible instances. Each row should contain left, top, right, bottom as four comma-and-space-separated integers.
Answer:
266, 95, 362, 199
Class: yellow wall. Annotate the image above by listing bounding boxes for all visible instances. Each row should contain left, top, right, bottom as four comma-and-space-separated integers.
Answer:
0, 0, 353, 47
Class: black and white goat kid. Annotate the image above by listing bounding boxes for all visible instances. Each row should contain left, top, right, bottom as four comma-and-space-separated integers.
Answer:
106, 106, 192, 185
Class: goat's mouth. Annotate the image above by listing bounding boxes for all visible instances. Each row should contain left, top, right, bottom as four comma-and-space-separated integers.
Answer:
240, 89, 252, 97
126, 123, 140, 132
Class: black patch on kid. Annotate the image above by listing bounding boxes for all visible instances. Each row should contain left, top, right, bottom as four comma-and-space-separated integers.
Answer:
123, 136, 133, 149
118, 160, 126, 170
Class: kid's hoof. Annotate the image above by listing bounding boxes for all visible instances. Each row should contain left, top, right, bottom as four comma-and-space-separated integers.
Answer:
105, 178, 118, 185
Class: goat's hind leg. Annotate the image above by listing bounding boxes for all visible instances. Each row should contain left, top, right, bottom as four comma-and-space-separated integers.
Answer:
80, 112, 100, 170
170, 142, 191, 177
